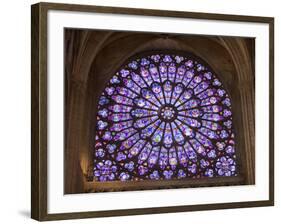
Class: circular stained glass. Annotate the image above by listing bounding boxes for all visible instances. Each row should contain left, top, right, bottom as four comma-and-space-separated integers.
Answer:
93, 52, 237, 182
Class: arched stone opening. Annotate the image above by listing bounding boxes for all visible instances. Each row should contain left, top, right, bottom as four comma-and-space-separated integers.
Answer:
64, 29, 254, 193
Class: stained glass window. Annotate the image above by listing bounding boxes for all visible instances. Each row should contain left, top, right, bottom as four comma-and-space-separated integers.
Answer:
93, 52, 237, 182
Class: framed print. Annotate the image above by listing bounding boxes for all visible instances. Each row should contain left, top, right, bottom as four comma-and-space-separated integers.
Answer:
31, 2, 274, 221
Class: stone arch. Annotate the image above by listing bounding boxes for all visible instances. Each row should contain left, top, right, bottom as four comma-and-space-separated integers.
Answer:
64, 29, 254, 193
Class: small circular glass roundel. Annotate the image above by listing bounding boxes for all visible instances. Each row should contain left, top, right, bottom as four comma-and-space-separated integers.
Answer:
159, 106, 176, 121
93, 52, 237, 182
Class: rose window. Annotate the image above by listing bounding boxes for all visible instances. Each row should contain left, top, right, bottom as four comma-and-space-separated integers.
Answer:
93, 53, 237, 182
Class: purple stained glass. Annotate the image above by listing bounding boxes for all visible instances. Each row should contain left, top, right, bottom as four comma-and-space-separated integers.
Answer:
93, 53, 238, 182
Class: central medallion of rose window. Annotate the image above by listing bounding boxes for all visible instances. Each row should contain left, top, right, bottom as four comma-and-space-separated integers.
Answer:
159, 105, 177, 121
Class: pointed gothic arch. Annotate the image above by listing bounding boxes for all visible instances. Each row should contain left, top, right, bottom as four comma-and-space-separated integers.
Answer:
64, 29, 254, 193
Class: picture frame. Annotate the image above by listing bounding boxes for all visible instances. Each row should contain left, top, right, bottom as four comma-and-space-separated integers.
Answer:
31, 2, 274, 221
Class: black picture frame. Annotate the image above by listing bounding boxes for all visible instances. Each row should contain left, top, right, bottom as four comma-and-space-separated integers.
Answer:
31, 2, 274, 221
